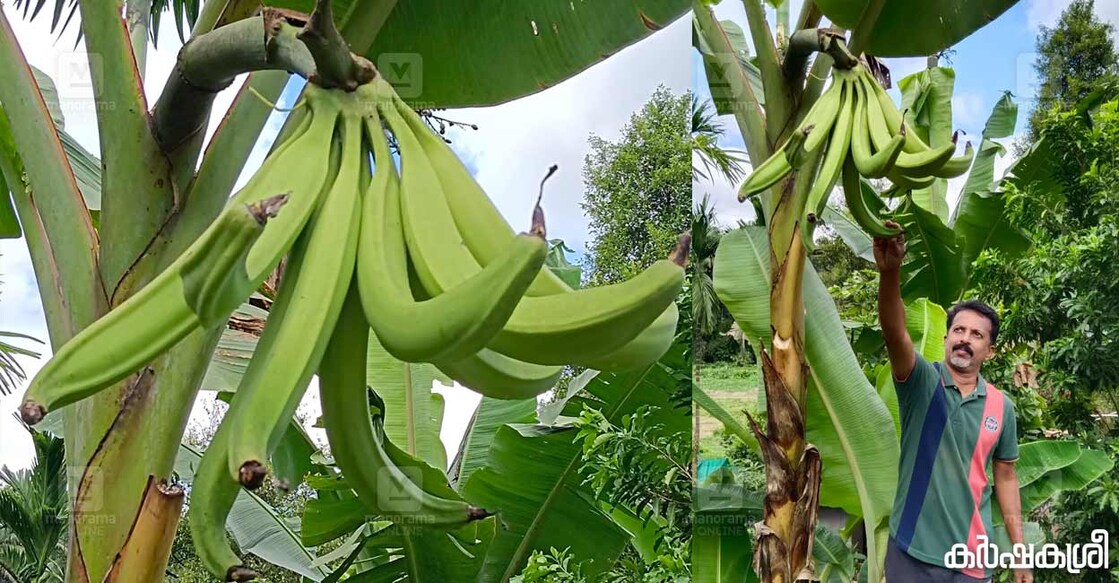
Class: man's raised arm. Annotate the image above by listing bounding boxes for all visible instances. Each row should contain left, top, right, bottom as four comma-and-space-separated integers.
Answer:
874, 221, 916, 382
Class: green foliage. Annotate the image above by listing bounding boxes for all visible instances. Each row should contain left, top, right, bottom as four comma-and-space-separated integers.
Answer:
0, 428, 66, 583
510, 547, 589, 583
1028, 0, 1119, 143
692, 194, 743, 364
573, 406, 692, 536
1030, 436, 1119, 583
0, 332, 40, 396
691, 96, 746, 185
973, 101, 1119, 424
581, 87, 691, 285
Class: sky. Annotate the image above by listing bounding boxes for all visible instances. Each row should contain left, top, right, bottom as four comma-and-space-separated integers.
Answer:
693, 0, 1102, 230
0, 6, 690, 471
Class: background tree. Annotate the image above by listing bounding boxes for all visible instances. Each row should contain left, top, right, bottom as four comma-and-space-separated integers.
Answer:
581, 87, 691, 285
1025, 0, 1119, 144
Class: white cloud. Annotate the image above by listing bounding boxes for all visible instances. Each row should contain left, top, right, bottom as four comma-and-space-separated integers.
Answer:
1, 7, 690, 470
1028, 0, 1119, 36
952, 90, 987, 132
1026, 0, 1067, 32
444, 14, 690, 255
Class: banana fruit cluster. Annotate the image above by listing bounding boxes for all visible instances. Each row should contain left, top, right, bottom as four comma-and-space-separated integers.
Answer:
737, 62, 975, 237
17, 73, 686, 581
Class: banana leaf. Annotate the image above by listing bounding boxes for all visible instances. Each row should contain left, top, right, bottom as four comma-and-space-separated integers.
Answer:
1014, 440, 1082, 489
957, 91, 1019, 199
712, 226, 898, 583
462, 342, 689, 580
898, 67, 955, 223
1017, 446, 1114, 512
174, 444, 326, 581
813, 0, 1019, 58
821, 206, 874, 263
448, 397, 538, 488
895, 197, 965, 306
367, 331, 450, 471
0, 183, 18, 239
693, 484, 760, 583
692, 14, 764, 116
229, 0, 688, 108
950, 92, 1030, 286
347, 519, 497, 582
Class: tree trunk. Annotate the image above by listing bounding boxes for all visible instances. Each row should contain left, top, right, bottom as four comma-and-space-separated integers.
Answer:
747, 173, 822, 583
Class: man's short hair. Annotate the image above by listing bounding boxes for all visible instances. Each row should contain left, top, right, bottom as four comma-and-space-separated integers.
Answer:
946, 299, 1000, 345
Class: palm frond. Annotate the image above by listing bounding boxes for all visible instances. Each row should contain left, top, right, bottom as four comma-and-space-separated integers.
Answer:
11, 0, 199, 47
0, 333, 42, 397
691, 96, 747, 184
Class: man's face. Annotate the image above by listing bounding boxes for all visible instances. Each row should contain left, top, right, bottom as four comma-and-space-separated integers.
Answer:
943, 310, 994, 373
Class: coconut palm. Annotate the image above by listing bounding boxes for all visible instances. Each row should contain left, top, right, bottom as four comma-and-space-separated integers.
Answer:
691, 95, 747, 184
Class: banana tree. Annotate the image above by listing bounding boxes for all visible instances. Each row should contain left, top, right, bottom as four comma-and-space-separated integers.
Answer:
0, 0, 689, 580
693, 0, 1020, 580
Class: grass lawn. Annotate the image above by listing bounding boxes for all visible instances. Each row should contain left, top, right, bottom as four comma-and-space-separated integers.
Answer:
696, 360, 764, 460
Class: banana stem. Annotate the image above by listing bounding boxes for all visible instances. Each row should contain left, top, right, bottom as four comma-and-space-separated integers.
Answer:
783, 28, 850, 80
151, 11, 315, 153
299, 0, 377, 90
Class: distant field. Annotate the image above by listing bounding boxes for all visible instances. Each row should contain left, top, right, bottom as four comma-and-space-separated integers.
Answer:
696, 361, 762, 459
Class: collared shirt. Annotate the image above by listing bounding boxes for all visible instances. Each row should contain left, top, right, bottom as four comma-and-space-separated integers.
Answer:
889, 354, 1019, 579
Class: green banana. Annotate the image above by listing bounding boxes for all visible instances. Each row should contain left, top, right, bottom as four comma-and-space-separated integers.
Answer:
842, 155, 901, 238
229, 83, 342, 283
485, 233, 687, 366
365, 78, 676, 372
226, 108, 362, 488
885, 167, 937, 191
798, 78, 844, 154
806, 73, 856, 219
383, 95, 686, 368
850, 79, 905, 179
736, 141, 795, 201
783, 125, 811, 168
321, 284, 492, 525
19, 197, 284, 424
858, 71, 903, 153
581, 301, 679, 371
435, 348, 563, 400
864, 68, 934, 154
356, 105, 548, 363
931, 140, 975, 178
398, 262, 565, 399
189, 421, 256, 582
892, 131, 959, 176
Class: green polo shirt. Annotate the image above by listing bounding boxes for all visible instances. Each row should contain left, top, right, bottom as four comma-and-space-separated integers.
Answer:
888, 354, 1019, 579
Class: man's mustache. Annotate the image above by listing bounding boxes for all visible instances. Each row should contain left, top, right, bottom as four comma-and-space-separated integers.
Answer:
952, 343, 973, 356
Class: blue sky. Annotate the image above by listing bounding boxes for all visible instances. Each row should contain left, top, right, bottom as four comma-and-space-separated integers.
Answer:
693, 0, 1093, 225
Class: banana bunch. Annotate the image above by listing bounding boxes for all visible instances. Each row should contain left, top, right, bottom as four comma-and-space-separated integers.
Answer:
736, 62, 975, 237
17, 71, 687, 580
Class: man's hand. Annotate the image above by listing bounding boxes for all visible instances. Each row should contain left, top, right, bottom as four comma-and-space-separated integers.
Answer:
873, 220, 906, 272
1014, 568, 1033, 582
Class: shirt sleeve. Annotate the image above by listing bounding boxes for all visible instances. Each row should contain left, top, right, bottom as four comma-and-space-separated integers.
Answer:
894, 353, 936, 411
994, 396, 1019, 461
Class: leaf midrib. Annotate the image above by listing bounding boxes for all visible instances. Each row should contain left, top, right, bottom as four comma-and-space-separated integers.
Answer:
500, 366, 655, 581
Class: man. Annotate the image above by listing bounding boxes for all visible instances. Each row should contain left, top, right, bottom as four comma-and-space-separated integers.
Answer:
874, 223, 1031, 583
